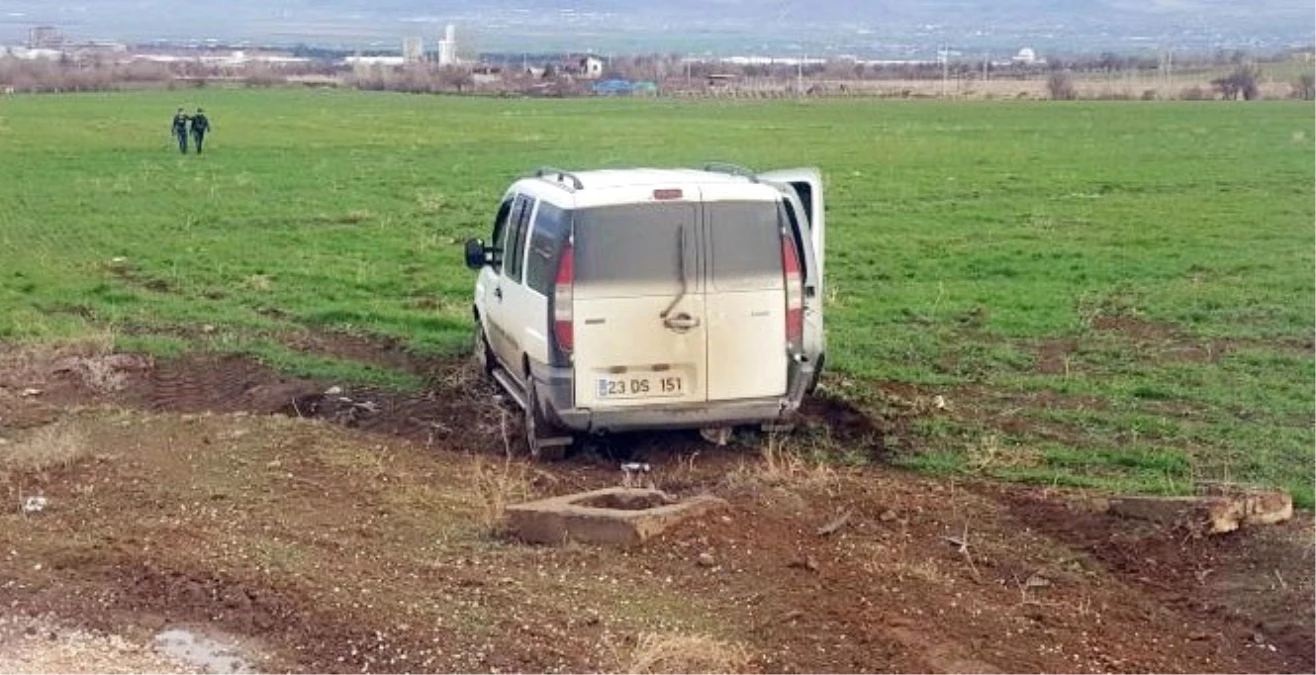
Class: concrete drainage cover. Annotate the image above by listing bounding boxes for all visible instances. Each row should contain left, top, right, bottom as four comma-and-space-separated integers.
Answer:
506, 487, 726, 545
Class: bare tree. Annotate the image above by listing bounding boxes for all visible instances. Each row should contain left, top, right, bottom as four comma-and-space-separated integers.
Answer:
1293, 73, 1315, 100
1212, 64, 1260, 100
1046, 70, 1077, 100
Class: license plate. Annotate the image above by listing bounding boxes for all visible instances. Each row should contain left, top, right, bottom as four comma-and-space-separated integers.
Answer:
596, 374, 685, 399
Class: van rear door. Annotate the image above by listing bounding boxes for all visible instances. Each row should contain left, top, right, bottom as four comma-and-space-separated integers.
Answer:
571, 190, 707, 409
758, 167, 825, 286
701, 185, 789, 401
759, 168, 826, 363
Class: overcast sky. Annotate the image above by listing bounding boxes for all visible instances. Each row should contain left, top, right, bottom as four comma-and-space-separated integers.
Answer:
1, 0, 1311, 54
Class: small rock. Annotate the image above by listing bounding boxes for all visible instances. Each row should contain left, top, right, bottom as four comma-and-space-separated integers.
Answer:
789, 554, 819, 572
1025, 574, 1051, 588
879, 509, 898, 522
19, 388, 42, 398
932, 394, 947, 410
266, 460, 282, 469
201, 324, 216, 333
325, 386, 343, 396
696, 552, 716, 568
22, 496, 48, 514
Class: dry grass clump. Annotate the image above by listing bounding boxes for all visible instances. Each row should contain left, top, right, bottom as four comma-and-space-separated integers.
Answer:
470, 455, 532, 532
0, 332, 116, 390
1, 420, 91, 476
963, 434, 1041, 473
621, 632, 752, 674
727, 432, 837, 490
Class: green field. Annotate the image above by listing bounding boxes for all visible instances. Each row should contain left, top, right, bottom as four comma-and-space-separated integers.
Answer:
1, 89, 1312, 504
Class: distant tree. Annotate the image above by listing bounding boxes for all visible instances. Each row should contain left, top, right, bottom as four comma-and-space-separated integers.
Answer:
1293, 73, 1315, 100
1046, 70, 1077, 100
1212, 64, 1260, 100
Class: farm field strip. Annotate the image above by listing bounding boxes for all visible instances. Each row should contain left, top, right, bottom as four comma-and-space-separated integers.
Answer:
0, 89, 1312, 502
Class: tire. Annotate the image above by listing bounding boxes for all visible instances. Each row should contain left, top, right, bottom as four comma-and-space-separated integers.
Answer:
523, 378, 568, 461
473, 320, 495, 377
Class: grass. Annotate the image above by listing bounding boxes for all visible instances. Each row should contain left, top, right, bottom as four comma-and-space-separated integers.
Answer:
0, 88, 1311, 505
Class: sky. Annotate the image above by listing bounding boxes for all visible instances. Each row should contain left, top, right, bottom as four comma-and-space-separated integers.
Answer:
1, 0, 1312, 56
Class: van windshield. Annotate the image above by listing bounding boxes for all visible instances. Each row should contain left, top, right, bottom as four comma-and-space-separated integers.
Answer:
573, 203, 697, 298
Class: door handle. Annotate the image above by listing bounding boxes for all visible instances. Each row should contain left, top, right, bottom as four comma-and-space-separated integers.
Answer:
494, 287, 503, 300
663, 312, 700, 331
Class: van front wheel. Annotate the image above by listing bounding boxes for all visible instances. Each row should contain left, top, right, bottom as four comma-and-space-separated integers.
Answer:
523, 379, 569, 461
473, 321, 495, 377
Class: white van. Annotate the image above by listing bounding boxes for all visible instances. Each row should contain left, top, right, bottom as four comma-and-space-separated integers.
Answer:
464, 164, 826, 458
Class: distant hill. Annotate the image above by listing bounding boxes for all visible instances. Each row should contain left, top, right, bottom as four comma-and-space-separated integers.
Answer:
1, 0, 1311, 55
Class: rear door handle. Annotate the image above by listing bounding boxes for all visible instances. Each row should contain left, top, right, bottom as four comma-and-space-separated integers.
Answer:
493, 287, 503, 300
663, 313, 700, 331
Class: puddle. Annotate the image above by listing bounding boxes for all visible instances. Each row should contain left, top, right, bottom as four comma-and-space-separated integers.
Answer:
154, 628, 254, 674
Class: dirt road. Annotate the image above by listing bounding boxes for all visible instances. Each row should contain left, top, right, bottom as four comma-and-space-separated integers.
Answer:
0, 347, 1311, 673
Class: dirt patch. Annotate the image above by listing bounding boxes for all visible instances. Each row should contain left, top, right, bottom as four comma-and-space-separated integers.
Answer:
798, 392, 888, 453
1000, 488, 1316, 673
280, 329, 436, 376
1091, 315, 1181, 341
0, 402, 1310, 674
1034, 338, 1077, 375
0, 615, 190, 674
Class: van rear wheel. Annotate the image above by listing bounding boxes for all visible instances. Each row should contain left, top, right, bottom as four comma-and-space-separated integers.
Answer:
523, 379, 569, 461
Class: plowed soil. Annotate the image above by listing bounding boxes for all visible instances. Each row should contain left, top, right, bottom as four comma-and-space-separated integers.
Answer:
0, 346, 1311, 673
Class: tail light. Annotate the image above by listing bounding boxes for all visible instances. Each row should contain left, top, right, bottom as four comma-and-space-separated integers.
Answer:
781, 231, 803, 347
554, 241, 574, 354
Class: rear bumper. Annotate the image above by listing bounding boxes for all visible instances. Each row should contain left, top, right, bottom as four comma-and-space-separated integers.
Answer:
530, 359, 815, 434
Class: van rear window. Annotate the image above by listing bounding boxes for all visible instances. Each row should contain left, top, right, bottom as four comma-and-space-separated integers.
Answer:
707, 201, 785, 292
574, 203, 697, 298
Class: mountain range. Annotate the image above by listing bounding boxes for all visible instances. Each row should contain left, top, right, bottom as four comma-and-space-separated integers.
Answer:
1, 1, 1312, 56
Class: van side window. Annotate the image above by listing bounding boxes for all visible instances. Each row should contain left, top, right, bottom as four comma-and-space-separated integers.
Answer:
504, 194, 535, 283
525, 201, 568, 295
490, 198, 512, 271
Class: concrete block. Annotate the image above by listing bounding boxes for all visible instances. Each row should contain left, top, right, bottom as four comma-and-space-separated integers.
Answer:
506, 487, 726, 546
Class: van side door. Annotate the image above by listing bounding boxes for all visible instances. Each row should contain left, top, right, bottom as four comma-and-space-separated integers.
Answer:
477, 196, 513, 366
487, 192, 536, 374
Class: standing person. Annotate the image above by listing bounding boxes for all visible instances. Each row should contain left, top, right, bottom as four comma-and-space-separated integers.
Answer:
190, 108, 210, 154
171, 107, 189, 154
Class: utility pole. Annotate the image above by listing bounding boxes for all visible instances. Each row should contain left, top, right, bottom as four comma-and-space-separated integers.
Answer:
941, 45, 949, 98
797, 53, 804, 95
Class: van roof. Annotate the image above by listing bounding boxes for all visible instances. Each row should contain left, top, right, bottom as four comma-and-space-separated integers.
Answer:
535, 168, 754, 191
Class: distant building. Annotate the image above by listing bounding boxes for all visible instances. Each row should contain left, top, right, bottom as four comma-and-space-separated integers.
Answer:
27, 26, 63, 50
1012, 47, 1043, 66
437, 24, 458, 66
345, 55, 407, 68
402, 37, 424, 64
2, 46, 61, 60
578, 55, 604, 79
592, 78, 658, 96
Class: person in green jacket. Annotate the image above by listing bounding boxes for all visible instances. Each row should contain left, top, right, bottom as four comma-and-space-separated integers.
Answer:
189, 108, 211, 154
171, 108, 189, 154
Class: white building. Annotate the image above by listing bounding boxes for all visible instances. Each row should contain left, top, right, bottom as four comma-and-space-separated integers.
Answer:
402, 37, 424, 64
437, 24, 457, 66
345, 56, 407, 67
1012, 47, 1041, 66
579, 55, 603, 78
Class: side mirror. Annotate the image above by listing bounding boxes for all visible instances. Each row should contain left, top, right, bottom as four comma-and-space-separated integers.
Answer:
464, 238, 486, 270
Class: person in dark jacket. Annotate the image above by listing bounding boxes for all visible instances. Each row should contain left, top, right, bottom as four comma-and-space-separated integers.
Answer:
171, 108, 189, 154
189, 108, 210, 154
